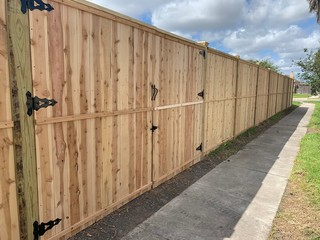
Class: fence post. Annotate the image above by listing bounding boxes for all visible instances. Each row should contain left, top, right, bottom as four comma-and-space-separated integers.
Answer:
6, 0, 39, 239
233, 56, 241, 138
198, 41, 209, 155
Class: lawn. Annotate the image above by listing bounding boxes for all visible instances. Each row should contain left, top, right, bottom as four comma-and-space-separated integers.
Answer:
270, 102, 320, 240
293, 93, 311, 98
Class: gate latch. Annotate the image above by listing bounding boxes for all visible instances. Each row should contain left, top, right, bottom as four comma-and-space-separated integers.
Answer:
196, 143, 203, 152
150, 125, 158, 133
198, 90, 204, 99
33, 218, 61, 240
26, 91, 57, 116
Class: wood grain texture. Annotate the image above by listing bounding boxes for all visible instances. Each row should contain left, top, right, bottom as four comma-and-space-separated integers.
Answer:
268, 72, 278, 118
6, 0, 39, 239
276, 75, 284, 113
152, 40, 204, 185
204, 53, 237, 152
234, 62, 258, 136
0, 1, 20, 239
255, 68, 270, 125
29, 3, 152, 239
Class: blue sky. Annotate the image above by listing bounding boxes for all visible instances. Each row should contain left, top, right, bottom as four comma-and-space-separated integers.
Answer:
86, 0, 320, 77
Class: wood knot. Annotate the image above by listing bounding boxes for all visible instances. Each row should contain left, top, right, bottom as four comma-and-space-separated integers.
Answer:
3, 137, 13, 146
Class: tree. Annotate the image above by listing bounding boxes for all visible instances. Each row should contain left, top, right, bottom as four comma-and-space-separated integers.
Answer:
294, 48, 320, 94
248, 59, 282, 74
308, 0, 320, 23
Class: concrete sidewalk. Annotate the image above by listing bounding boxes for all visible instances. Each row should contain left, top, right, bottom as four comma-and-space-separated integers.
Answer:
122, 103, 315, 240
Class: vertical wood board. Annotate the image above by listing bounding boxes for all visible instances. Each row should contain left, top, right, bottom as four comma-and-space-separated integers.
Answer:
0, 1, 20, 239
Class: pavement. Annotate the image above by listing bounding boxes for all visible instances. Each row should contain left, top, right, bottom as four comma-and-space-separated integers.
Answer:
121, 103, 315, 240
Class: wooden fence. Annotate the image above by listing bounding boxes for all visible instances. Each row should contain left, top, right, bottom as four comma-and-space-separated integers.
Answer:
0, 0, 294, 239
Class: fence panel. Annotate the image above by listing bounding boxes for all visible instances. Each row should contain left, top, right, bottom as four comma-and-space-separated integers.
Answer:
276, 75, 285, 113
30, 4, 153, 238
203, 51, 237, 152
255, 68, 270, 125
152, 39, 204, 186
2, 0, 296, 239
288, 79, 294, 106
234, 61, 258, 136
267, 72, 278, 117
282, 77, 289, 110
0, 1, 20, 239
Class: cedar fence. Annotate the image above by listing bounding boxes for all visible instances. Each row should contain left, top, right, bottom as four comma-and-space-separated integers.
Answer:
0, 0, 294, 239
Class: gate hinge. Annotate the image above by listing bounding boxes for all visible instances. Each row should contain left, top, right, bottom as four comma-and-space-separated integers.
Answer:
199, 50, 206, 58
33, 218, 61, 240
196, 143, 203, 152
151, 84, 159, 101
21, 0, 54, 14
198, 90, 204, 99
150, 125, 158, 133
26, 91, 58, 116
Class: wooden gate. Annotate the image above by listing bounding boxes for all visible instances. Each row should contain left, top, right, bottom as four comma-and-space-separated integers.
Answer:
152, 39, 204, 186
29, 3, 153, 239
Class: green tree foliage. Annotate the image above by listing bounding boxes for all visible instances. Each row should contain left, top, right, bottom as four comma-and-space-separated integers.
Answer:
294, 48, 320, 94
308, 0, 320, 23
248, 59, 281, 73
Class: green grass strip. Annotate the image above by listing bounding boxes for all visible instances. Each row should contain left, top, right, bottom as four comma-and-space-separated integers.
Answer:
293, 94, 311, 98
292, 102, 320, 208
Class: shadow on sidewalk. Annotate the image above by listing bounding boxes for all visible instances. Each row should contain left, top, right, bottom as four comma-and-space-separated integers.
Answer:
70, 106, 308, 240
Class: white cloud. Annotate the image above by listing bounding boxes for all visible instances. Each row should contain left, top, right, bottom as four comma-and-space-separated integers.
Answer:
86, 0, 171, 18
86, 0, 319, 75
151, 0, 246, 32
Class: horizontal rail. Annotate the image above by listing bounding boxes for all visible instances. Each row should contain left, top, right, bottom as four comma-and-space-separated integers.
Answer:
36, 108, 153, 125
154, 101, 203, 111
0, 121, 14, 129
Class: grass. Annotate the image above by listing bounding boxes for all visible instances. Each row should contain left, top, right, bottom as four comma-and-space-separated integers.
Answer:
293, 102, 320, 208
293, 93, 311, 98
270, 101, 320, 239
293, 101, 302, 107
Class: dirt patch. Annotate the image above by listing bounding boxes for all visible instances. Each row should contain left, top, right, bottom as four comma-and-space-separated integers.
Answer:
269, 173, 320, 240
70, 107, 297, 240
307, 128, 320, 134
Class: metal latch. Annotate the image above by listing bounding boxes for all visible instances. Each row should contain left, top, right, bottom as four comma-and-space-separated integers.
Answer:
21, 0, 54, 14
33, 218, 61, 240
150, 125, 158, 133
26, 91, 57, 116
198, 90, 204, 99
196, 143, 203, 152
151, 84, 159, 101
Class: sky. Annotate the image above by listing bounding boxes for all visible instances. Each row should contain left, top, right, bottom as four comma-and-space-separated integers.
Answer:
86, 0, 320, 77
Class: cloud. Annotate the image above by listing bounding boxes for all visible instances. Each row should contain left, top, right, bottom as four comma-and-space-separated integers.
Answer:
86, 0, 171, 18
86, 0, 319, 75
151, 0, 246, 32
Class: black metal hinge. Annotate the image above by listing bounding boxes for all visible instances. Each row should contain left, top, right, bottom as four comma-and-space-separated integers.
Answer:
26, 91, 57, 116
198, 90, 204, 99
21, 0, 54, 14
196, 143, 203, 152
150, 125, 158, 133
33, 218, 61, 240
199, 50, 206, 58
151, 84, 159, 101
